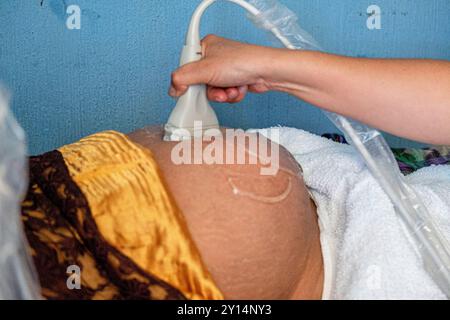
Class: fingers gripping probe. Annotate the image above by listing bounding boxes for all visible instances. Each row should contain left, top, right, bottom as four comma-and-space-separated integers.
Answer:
164, 0, 290, 141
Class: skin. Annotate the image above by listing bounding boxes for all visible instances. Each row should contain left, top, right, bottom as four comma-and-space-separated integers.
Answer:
169, 35, 450, 145
128, 126, 324, 300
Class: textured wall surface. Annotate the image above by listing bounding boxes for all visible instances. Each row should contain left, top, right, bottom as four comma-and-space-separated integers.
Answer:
1, 0, 449, 154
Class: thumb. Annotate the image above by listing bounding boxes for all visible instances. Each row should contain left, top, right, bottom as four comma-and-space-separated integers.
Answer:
170, 60, 212, 97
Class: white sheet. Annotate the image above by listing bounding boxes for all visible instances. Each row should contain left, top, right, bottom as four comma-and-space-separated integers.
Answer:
255, 127, 450, 300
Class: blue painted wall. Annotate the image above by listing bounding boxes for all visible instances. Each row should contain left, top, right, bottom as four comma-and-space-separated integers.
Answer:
1, 0, 449, 154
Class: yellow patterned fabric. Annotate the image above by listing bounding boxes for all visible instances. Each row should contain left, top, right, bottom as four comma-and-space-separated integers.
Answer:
58, 131, 223, 300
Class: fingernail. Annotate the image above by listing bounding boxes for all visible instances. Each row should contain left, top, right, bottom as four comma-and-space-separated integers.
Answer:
228, 91, 238, 99
238, 85, 247, 94
215, 95, 226, 102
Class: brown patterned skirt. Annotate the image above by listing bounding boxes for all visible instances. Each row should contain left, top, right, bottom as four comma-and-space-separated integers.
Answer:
21, 131, 223, 300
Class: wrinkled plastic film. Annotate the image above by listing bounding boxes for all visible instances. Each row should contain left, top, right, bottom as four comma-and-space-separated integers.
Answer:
248, 0, 321, 51
0, 88, 41, 299
246, 0, 450, 297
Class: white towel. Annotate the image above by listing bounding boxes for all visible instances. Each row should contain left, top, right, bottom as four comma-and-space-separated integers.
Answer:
254, 127, 450, 300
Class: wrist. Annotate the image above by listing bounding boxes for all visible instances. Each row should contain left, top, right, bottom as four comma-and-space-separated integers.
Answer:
264, 49, 317, 94
256, 47, 285, 85
258, 48, 301, 90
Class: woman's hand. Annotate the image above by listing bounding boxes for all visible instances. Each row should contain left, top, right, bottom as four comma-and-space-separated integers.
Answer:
169, 35, 276, 103
168, 35, 450, 145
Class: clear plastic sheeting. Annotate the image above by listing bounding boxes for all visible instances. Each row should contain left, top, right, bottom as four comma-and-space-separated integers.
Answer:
248, 0, 321, 51
0, 88, 41, 300
245, 0, 450, 297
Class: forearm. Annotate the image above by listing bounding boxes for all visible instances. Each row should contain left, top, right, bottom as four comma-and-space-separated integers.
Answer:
265, 50, 450, 145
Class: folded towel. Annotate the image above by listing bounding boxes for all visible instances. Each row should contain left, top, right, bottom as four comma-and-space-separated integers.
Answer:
255, 127, 450, 300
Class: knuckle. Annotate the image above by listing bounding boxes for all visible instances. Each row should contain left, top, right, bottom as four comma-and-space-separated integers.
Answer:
203, 34, 217, 42
171, 71, 181, 84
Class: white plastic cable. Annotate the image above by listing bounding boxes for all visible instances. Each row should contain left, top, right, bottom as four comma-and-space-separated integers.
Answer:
185, 0, 294, 49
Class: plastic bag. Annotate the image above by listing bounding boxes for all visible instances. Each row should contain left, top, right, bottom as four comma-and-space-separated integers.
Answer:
0, 88, 41, 299
248, 0, 321, 51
